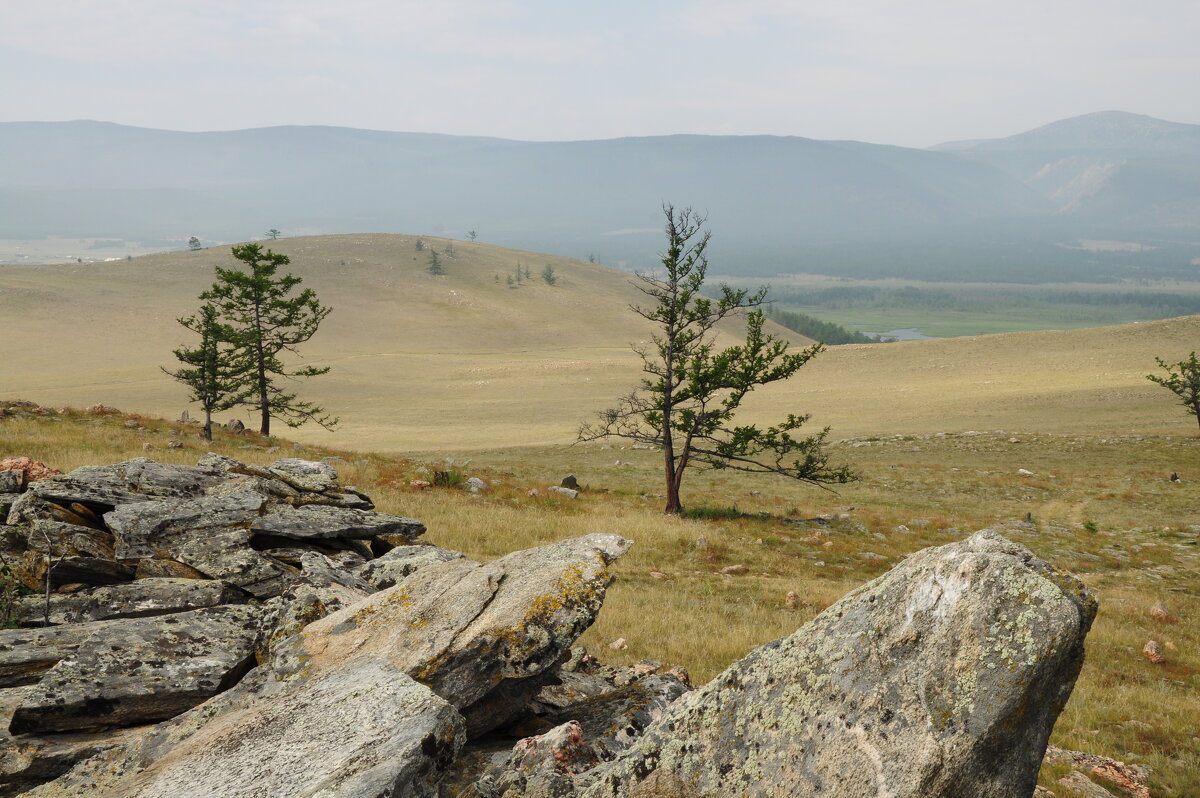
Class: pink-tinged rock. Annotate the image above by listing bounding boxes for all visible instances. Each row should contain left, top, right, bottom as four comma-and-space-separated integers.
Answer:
0, 458, 62, 490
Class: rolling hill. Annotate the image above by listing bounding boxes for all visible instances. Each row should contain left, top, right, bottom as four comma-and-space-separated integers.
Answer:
1, 234, 1196, 453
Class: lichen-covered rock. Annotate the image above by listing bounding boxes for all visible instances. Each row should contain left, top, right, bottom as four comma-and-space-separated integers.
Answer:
0, 458, 61, 491
172, 527, 297, 598
252, 505, 426, 542
7, 578, 247, 626
0, 620, 122, 687
104, 489, 267, 560
271, 534, 632, 715
356, 543, 464, 590
9, 604, 261, 734
0, 684, 147, 797
577, 530, 1097, 798
256, 553, 374, 663
266, 457, 339, 492
24, 659, 465, 798
26, 459, 224, 510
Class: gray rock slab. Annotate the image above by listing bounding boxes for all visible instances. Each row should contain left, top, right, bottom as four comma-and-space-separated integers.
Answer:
355, 544, 464, 590
9, 604, 261, 734
104, 489, 267, 560
0, 621, 121, 688
24, 659, 465, 798
252, 504, 425, 542
173, 527, 297, 598
9, 578, 247, 626
267, 457, 338, 492
272, 534, 632, 713
577, 529, 1098, 798
28, 459, 225, 509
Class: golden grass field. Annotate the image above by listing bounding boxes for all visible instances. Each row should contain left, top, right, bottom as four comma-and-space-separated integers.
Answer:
2, 234, 1199, 795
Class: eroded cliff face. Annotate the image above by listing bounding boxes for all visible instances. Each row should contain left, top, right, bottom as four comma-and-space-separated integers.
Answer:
1, 455, 1095, 798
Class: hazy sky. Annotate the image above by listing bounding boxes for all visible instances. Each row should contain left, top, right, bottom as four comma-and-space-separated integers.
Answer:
2, 1, 1197, 147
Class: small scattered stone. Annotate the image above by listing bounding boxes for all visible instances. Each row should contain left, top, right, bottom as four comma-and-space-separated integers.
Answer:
526, 488, 540, 497
166, 439, 184, 449
1149, 601, 1175, 623
560, 475, 580, 490
609, 638, 628, 650
693, 536, 710, 551
410, 479, 431, 490
549, 485, 578, 499
719, 564, 748, 576
1017, 468, 1036, 476
465, 477, 488, 493
785, 591, 801, 609
1142, 640, 1165, 664
648, 570, 667, 580
142, 442, 156, 451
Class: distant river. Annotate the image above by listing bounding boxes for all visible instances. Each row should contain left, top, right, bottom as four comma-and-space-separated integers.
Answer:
860, 328, 938, 341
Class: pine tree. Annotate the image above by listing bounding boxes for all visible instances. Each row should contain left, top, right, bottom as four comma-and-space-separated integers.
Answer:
542, 265, 557, 285
428, 251, 445, 275
201, 244, 336, 436
579, 205, 854, 514
162, 304, 242, 440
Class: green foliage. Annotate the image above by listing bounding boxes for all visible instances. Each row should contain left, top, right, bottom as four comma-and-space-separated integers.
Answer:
765, 306, 885, 344
681, 505, 744, 521
265, 228, 281, 240
187, 236, 201, 251
428, 250, 444, 275
0, 557, 25, 629
542, 265, 557, 286
580, 204, 855, 514
200, 244, 336, 436
415, 238, 425, 251
1147, 351, 1200, 434
467, 230, 477, 241
162, 304, 244, 439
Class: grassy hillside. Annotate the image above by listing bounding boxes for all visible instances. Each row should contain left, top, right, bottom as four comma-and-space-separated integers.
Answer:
3, 233, 1197, 457
1, 401, 1196, 796
0, 234, 812, 451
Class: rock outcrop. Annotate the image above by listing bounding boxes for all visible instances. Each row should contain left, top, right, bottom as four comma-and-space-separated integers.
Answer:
573, 530, 1097, 798
0, 454, 1099, 798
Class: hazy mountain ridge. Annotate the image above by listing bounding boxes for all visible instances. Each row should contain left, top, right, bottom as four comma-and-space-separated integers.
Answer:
2, 113, 1198, 279
933, 111, 1200, 227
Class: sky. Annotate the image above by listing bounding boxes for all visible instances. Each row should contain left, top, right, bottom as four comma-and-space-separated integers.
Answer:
2, 1, 1198, 148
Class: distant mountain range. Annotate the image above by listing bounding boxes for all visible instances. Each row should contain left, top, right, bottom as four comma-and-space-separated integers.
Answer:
3, 111, 1199, 281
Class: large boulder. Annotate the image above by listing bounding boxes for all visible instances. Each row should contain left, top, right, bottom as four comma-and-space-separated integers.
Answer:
271, 534, 632, 718
576, 529, 1097, 798
9, 604, 261, 734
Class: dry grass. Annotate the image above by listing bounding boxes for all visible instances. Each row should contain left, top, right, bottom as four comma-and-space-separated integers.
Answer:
3, 233, 1199, 454
2, 400, 1196, 796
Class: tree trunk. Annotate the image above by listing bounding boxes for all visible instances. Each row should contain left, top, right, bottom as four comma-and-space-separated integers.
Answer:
664, 476, 682, 515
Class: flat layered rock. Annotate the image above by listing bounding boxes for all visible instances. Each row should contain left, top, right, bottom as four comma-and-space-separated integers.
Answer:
26, 520, 115, 560
252, 505, 426, 543
272, 534, 632, 712
578, 530, 1097, 798
26, 459, 225, 510
8, 578, 247, 626
24, 659, 464, 798
0, 621, 121, 688
173, 527, 297, 598
9, 604, 261, 734
104, 489, 267, 560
